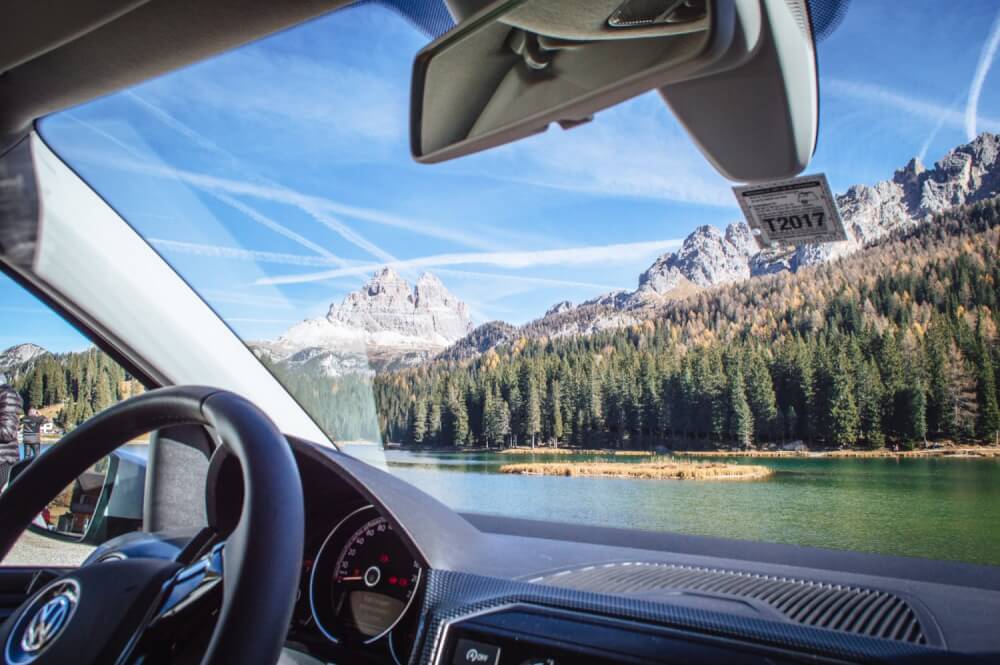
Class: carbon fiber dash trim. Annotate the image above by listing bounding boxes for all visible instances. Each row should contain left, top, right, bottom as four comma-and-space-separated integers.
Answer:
530, 562, 932, 645
413, 569, 945, 664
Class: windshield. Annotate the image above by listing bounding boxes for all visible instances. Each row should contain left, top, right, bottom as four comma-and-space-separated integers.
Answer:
34, 0, 1000, 565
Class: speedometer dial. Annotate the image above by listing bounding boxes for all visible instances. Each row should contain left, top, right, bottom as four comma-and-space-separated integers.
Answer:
310, 505, 422, 645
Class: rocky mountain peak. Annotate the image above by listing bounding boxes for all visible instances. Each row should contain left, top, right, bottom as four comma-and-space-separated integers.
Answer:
261, 269, 473, 375
628, 222, 753, 307
545, 301, 574, 316
414, 272, 467, 316
0, 343, 48, 373
364, 266, 410, 297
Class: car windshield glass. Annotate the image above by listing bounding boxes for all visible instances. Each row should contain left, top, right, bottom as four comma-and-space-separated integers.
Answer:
35, 0, 1000, 566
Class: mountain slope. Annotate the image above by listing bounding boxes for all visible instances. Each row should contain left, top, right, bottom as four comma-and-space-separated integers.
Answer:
375, 197, 1000, 449
0, 343, 48, 374
443, 133, 1000, 359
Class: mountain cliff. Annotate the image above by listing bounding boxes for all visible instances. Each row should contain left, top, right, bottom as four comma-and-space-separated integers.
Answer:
443, 133, 1000, 359
255, 268, 472, 375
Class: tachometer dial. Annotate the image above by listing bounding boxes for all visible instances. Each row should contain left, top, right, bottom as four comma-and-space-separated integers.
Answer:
310, 505, 422, 645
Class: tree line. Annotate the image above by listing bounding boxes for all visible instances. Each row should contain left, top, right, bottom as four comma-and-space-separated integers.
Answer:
373, 198, 1000, 450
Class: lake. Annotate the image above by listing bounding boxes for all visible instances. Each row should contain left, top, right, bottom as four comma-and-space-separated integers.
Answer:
344, 447, 1000, 567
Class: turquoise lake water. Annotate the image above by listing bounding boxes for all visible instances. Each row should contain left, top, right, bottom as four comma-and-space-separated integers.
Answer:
344, 448, 1000, 566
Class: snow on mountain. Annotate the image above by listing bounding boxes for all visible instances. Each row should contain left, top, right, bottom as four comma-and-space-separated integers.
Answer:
0, 343, 47, 373
256, 268, 472, 375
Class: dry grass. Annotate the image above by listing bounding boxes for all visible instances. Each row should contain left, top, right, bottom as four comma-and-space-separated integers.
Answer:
498, 447, 653, 456
499, 460, 772, 481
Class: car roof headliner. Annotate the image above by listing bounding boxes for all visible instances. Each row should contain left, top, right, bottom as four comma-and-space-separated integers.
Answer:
0, 0, 353, 152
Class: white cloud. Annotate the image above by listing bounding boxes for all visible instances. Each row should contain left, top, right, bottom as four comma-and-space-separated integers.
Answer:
825, 78, 1000, 133
124, 94, 400, 263
87, 154, 507, 251
208, 191, 346, 263
918, 93, 964, 163
434, 268, 619, 291
199, 289, 311, 310
149, 238, 349, 267
138, 49, 406, 144
965, 12, 1000, 140
254, 239, 683, 286
224, 318, 301, 324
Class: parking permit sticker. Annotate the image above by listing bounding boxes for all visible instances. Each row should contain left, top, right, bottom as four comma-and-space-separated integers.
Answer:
733, 174, 846, 249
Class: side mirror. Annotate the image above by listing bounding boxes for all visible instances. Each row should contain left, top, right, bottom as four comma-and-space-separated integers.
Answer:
411, 0, 819, 181
22, 449, 146, 546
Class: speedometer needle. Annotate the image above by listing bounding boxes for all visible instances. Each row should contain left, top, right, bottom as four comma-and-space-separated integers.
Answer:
338, 576, 363, 581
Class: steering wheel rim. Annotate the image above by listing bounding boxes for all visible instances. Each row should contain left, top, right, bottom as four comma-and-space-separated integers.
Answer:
0, 386, 305, 665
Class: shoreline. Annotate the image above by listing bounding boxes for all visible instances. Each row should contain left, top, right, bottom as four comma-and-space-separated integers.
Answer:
386, 444, 1000, 459
675, 446, 1000, 459
497, 447, 653, 456
499, 460, 773, 481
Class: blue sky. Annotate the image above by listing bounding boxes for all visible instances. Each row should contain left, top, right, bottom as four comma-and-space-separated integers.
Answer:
4, 0, 1000, 353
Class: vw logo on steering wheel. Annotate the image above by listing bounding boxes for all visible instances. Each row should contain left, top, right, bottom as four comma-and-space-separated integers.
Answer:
5, 579, 79, 664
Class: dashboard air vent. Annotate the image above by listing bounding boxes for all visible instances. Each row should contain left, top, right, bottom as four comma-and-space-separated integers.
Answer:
530, 562, 930, 645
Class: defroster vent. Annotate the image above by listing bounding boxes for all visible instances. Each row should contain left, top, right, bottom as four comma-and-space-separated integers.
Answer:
530, 562, 935, 645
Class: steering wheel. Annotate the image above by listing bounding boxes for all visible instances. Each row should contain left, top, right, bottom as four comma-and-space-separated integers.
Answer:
0, 386, 304, 665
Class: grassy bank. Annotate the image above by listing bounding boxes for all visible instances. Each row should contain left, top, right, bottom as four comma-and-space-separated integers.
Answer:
499, 460, 772, 481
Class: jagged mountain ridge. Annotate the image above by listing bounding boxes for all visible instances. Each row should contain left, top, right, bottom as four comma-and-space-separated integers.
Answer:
257, 134, 998, 373
254, 268, 473, 374
442, 133, 1000, 360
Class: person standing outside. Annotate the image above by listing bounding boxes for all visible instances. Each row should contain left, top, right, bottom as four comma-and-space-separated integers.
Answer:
21, 407, 43, 459
0, 374, 24, 488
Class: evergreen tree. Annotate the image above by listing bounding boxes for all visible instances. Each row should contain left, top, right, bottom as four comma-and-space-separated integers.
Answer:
856, 360, 885, 448
27, 370, 44, 409
726, 367, 754, 448
827, 354, 859, 448
483, 390, 511, 447
518, 363, 541, 447
410, 397, 427, 444
427, 398, 443, 445
976, 338, 1000, 442
745, 352, 777, 442
444, 384, 469, 446
943, 342, 978, 438
545, 379, 564, 444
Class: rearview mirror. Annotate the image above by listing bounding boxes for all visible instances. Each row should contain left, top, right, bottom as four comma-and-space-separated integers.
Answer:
412, 0, 818, 181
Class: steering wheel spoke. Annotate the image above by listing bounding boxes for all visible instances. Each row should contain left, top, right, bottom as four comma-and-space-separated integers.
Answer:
152, 542, 225, 626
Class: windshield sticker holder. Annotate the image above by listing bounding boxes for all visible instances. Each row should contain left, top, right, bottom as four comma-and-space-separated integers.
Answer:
733, 174, 847, 249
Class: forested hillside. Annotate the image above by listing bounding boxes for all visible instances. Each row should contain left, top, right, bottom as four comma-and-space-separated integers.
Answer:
6, 347, 144, 429
374, 198, 1000, 450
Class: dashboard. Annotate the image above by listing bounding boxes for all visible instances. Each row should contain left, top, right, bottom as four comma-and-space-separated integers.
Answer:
197, 437, 1000, 665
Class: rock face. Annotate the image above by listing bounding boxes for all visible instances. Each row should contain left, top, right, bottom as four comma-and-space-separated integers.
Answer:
441, 133, 1000, 361
618, 132, 1000, 304
437, 321, 518, 362
782, 132, 999, 272
325, 269, 471, 347
628, 223, 754, 306
0, 343, 47, 373
257, 269, 472, 375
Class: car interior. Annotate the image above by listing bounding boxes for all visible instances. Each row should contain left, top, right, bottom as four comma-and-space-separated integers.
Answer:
1, 1, 999, 665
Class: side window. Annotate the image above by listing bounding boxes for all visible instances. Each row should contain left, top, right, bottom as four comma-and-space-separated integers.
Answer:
0, 271, 148, 566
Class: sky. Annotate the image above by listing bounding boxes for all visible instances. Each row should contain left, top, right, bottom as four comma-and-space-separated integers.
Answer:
4, 0, 1000, 353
